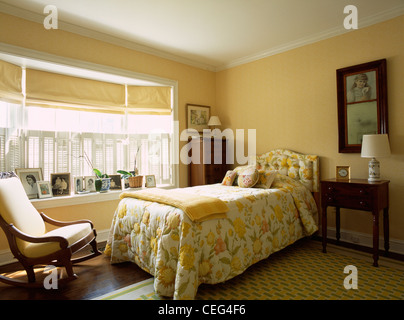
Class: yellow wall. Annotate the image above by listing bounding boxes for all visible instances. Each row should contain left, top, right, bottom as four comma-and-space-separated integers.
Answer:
216, 15, 404, 242
0, 12, 216, 251
1, 12, 403, 253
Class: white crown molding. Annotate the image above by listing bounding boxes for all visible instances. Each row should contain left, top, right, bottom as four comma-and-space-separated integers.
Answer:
1, 2, 403, 73
217, 4, 404, 71
0, 2, 217, 72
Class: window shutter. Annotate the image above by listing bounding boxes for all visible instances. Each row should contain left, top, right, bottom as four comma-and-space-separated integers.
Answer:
0, 133, 5, 172
56, 133, 69, 173
70, 135, 81, 178
27, 135, 40, 168
43, 136, 55, 181
7, 134, 22, 170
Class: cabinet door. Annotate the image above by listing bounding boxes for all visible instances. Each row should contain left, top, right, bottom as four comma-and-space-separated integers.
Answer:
189, 138, 229, 186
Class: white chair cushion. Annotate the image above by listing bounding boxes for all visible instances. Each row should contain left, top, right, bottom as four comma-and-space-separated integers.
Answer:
0, 177, 45, 237
21, 223, 93, 258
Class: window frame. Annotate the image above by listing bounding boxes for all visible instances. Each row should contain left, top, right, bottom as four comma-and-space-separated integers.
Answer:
0, 44, 179, 209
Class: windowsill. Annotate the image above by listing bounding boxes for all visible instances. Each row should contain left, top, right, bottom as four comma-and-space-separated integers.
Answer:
31, 184, 173, 210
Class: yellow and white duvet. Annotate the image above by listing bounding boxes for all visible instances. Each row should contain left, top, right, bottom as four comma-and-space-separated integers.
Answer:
104, 174, 318, 300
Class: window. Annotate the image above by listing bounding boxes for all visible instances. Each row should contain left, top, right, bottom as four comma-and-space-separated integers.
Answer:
0, 54, 177, 191
0, 101, 173, 187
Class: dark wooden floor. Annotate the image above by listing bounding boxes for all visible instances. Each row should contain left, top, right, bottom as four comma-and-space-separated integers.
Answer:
0, 246, 151, 300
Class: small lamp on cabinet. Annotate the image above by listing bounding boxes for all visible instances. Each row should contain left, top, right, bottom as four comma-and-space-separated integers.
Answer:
361, 134, 391, 181
208, 116, 221, 137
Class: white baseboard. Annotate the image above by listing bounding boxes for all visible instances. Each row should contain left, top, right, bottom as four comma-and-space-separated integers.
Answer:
0, 229, 110, 266
324, 226, 404, 255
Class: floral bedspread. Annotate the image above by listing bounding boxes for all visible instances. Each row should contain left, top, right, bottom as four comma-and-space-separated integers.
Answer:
104, 174, 318, 300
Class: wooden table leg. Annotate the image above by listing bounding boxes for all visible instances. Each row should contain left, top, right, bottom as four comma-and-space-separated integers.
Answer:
336, 207, 340, 242
383, 208, 389, 256
372, 211, 379, 267
322, 205, 327, 253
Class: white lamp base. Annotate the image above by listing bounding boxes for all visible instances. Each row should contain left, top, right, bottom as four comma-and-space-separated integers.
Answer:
368, 157, 380, 181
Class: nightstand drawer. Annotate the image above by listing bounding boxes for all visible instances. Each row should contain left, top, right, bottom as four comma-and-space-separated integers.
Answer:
324, 183, 371, 197
322, 181, 373, 210
324, 194, 372, 210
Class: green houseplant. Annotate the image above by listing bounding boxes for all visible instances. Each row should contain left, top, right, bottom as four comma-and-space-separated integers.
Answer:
81, 152, 111, 192
93, 168, 111, 192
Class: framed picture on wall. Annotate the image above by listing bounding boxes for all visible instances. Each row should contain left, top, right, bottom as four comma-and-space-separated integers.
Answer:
186, 104, 210, 133
336, 59, 388, 153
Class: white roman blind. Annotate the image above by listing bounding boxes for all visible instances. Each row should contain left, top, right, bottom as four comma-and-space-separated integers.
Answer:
25, 69, 126, 113
0, 60, 23, 103
126, 86, 171, 115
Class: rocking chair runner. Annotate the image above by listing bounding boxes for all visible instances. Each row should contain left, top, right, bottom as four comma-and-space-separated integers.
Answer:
0, 173, 101, 287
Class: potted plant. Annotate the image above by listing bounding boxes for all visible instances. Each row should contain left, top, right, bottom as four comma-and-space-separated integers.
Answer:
93, 168, 111, 192
117, 146, 143, 188
81, 152, 111, 192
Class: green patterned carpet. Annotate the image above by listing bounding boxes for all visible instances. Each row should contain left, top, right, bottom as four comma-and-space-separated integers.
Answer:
95, 239, 404, 300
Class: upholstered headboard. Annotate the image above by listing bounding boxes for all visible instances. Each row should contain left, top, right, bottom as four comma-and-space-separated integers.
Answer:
254, 149, 320, 193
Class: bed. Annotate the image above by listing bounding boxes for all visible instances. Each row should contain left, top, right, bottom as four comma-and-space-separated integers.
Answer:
104, 149, 320, 300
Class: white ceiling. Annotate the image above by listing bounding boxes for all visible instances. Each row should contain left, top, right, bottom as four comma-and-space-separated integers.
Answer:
1, 0, 403, 71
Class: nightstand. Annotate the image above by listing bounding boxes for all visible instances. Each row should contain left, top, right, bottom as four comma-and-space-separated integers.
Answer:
321, 178, 390, 267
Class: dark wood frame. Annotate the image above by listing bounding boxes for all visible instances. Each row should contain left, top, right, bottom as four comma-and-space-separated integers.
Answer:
337, 59, 388, 153
50, 172, 71, 196
0, 212, 101, 287
186, 104, 210, 133
109, 174, 123, 190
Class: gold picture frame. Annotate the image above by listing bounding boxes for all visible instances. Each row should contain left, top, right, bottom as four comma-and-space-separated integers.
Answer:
336, 166, 351, 180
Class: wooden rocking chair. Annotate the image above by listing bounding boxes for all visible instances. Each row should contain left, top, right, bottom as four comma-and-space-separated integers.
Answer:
0, 172, 101, 287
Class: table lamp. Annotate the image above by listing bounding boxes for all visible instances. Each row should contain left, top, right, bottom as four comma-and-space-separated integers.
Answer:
208, 116, 221, 129
361, 134, 391, 181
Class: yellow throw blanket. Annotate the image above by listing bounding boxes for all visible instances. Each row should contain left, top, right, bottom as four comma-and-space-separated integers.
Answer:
120, 188, 228, 222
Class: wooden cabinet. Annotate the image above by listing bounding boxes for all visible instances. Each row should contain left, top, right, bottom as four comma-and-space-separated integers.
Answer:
188, 137, 229, 186
321, 178, 390, 267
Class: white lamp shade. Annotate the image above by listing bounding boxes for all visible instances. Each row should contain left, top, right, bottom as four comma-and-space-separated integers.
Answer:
208, 116, 221, 126
361, 134, 391, 158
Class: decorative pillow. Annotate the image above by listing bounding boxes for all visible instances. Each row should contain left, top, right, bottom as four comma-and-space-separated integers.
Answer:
238, 167, 259, 188
232, 165, 250, 186
221, 170, 237, 186
255, 170, 277, 189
